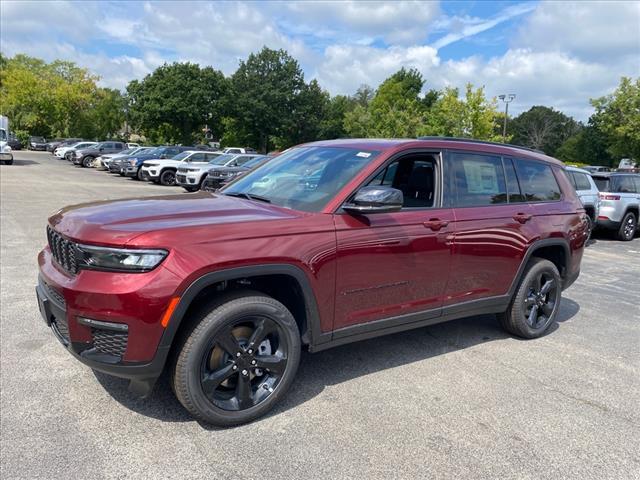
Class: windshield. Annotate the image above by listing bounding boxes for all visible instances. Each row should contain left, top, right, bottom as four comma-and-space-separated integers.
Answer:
223, 147, 379, 212
139, 147, 162, 157
172, 151, 191, 161
209, 154, 238, 165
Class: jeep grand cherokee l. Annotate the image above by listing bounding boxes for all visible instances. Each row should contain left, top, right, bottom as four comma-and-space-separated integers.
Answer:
592, 172, 640, 240
36, 138, 587, 426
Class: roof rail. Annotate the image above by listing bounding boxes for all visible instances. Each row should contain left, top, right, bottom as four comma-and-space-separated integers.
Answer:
416, 136, 545, 154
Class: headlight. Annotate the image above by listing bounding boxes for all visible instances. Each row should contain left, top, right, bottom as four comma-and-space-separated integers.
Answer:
76, 245, 168, 272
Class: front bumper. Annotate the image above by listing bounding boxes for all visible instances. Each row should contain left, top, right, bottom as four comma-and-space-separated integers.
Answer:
176, 172, 201, 186
0, 152, 13, 161
124, 166, 140, 177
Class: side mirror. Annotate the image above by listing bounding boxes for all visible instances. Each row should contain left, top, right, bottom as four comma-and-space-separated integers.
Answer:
343, 186, 403, 214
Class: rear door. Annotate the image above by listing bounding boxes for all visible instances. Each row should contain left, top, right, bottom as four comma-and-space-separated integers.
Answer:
445, 152, 533, 305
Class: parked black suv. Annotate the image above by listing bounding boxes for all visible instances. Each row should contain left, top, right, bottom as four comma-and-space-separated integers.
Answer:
70, 141, 126, 167
202, 155, 271, 191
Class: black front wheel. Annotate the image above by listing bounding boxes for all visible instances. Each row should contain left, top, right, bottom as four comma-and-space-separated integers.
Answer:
498, 258, 561, 339
173, 293, 301, 426
160, 169, 176, 186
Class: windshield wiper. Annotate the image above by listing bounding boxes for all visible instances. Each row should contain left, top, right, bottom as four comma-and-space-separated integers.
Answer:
224, 192, 271, 203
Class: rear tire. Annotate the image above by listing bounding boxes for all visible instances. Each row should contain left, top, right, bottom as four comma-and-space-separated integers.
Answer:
498, 258, 561, 339
617, 212, 637, 241
172, 293, 301, 427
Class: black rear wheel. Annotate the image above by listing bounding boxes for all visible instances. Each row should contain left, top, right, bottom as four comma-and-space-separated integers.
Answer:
498, 258, 561, 339
173, 293, 301, 426
617, 212, 637, 241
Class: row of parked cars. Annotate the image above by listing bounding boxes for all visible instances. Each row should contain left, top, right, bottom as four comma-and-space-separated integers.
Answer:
50, 139, 270, 193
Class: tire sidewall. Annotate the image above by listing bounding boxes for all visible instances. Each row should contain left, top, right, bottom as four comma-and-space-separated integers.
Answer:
511, 259, 562, 338
176, 296, 301, 426
618, 212, 636, 241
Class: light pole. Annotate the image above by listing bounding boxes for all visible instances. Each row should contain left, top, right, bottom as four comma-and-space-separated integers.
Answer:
498, 94, 516, 143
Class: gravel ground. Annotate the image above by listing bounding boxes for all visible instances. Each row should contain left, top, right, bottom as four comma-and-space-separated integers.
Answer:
1, 151, 639, 479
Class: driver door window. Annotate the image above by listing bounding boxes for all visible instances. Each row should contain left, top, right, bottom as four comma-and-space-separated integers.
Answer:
367, 155, 436, 208
189, 153, 206, 163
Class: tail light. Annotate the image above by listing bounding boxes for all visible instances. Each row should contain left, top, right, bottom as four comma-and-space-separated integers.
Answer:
599, 194, 620, 200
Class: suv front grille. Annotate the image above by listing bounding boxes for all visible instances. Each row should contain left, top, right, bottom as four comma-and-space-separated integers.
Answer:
52, 315, 70, 344
46, 226, 79, 275
92, 328, 128, 358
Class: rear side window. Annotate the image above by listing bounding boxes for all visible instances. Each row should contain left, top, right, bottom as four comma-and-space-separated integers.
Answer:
514, 159, 561, 202
451, 152, 507, 206
593, 176, 609, 191
504, 158, 525, 203
569, 172, 591, 190
612, 176, 638, 193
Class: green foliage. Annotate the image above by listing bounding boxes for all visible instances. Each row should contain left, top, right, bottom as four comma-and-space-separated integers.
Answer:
230, 47, 305, 152
589, 77, 640, 160
556, 124, 614, 166
126, 62, 228, 145
510, 106, 580, 156
421, 84, 502, 141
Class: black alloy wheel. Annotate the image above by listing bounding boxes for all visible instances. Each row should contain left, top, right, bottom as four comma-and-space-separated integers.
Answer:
173, 293, 301, 426
618, 212, 637, 241
522, 271, 559, 330
160, 169, 176, 186
498, 258, 562, 339
199, 317, 288, 412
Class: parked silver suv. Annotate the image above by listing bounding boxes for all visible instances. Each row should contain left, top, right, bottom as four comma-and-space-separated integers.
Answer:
592, 173, 640, 241
565, 166, 600, 236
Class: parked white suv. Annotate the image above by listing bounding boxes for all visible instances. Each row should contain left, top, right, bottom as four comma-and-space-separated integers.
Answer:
176, 153, 259, 192
222, 147, 257, 154
140, 150, 221, 186
54, 142, 98, 159
565, 166, 600, 238
592, 173, 640, 241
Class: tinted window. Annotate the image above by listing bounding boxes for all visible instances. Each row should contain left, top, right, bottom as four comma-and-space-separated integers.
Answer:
504, 158, 525, 202
574, 173, 592, 191
613, 176, 638, 193
115, 143, 124, 149
633, 177, 640, 192
189, 153, 206, 162
514, 159, 561, 201
205, 153, 221, 162
236, 156, 256, 166
368, 156, 436, 208
451, 152, 507, 206
102, 142, 114, 149
593, 176, 609, 191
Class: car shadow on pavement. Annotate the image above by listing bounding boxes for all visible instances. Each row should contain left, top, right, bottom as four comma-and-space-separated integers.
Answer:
2, 159, 39, 166
93, 299, 580, 427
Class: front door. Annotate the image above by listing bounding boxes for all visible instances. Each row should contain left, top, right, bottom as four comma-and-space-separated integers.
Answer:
333, 152, 454, 331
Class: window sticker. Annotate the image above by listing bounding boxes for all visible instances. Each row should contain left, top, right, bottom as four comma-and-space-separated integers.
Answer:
356, 152, 372, 158
463, 160, 499, 194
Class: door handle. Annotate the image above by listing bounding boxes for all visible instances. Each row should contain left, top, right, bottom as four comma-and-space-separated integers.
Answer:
423, 218, 449, 231
513, 213, 532, 224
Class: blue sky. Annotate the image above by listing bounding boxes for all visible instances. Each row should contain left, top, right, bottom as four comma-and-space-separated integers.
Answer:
2, 1, 638, 120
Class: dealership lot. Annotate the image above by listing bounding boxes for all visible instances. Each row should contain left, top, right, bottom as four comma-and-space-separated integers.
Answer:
1, 151, 639, 479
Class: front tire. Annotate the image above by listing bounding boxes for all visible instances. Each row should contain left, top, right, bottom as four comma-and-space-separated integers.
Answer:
617, 212, 637, 241
172, 293, 301, 427
82, 156, 94, 168
160, 169, 177, 186
498, 258, 561, 339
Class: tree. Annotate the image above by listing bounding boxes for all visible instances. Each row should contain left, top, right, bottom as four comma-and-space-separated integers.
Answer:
510, 106, 580, 156
556, 123, 614, 166
353, 84, 374, 107
320, 95, 356, 139
126, 62, 228, 145
230, 47, 305, 152
589, 77, 640, 161
421, 84, 502, 141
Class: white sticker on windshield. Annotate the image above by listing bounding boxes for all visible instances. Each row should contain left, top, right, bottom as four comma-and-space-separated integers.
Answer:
356, 152, 371, 158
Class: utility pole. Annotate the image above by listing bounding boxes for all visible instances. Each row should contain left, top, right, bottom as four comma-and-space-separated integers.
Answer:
498, 94, 516, 143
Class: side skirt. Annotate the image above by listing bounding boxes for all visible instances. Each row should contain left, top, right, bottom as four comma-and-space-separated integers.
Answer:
308, 295, 510, 353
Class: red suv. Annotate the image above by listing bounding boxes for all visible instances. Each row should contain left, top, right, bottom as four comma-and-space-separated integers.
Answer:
36, 138, 588, 426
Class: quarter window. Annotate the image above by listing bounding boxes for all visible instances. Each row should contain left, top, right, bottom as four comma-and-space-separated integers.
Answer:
573, 173, 592, 191
613, 176, 638, 193
514, 159, 561, 202
451, 152, 507, 206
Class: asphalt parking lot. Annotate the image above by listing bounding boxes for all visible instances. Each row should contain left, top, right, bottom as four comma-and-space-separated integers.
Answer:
1, 151, 639, 479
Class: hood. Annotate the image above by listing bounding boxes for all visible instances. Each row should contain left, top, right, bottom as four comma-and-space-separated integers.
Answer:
48, 192, 302, 246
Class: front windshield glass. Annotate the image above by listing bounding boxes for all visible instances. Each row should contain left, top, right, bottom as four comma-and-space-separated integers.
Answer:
140, 147, 162, 157
223, 147, 379, 212
209, 154, 238, 165
172, 152, 191, 161
243, 156, 268, 169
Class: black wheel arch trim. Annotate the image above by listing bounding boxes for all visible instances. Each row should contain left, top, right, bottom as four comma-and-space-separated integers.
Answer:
508, 238, 572, 296
158, 264, 328, 353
